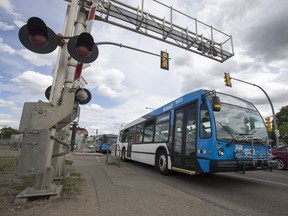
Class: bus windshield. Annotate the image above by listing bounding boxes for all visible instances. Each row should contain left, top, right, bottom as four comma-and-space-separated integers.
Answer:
212, 94, 268, 141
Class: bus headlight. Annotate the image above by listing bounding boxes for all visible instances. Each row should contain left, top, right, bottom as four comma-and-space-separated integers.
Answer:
218, 148, 224, 156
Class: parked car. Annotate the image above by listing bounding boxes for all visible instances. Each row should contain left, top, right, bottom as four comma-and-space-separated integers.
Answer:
272, 145, 288, 170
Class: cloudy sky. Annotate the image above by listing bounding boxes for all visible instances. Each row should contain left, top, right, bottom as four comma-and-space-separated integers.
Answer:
0, 0, 288, 135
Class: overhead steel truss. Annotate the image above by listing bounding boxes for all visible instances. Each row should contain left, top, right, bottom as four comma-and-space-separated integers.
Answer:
94, 0, 234, 63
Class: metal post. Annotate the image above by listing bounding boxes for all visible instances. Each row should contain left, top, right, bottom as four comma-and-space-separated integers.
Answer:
50, 0, 78, 106
231, 77, 279, 147
71, 122, 78, 151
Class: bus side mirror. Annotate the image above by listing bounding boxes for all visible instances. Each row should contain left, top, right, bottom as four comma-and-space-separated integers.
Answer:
212, 95, 221, 111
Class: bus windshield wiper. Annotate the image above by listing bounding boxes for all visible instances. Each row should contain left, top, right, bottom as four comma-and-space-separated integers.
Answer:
219, 122, 234, 138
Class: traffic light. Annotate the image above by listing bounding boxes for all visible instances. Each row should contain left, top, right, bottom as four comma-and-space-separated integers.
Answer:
265, 117, 272, 132
160, 51, 169, 70
67, 32, 99, 63
224, 72, 232, 87
18, 17, 58, 54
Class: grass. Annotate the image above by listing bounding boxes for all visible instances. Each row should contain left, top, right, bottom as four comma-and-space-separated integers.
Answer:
0, 155, 19, 172
60, 172, 82, 199
0, 155, 36, 190
0, 151, 82, 201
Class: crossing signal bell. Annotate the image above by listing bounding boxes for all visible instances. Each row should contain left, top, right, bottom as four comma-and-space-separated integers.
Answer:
45, 85, 92, 105
224, 72, 232, 87
265, 117, 272, 132
75, 88, 92, 105
160, 51, 169, 70
18, 17, 58, 54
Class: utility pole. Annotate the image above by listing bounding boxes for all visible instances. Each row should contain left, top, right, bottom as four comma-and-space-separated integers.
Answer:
224, 73, 279, 148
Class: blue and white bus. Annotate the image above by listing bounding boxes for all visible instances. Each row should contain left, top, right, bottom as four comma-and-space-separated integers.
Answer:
95, 134, 118, 154
117, 89, 274, 175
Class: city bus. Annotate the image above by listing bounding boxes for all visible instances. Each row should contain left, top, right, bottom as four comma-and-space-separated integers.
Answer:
95, 134, 118, 154
117, 89, 275, 175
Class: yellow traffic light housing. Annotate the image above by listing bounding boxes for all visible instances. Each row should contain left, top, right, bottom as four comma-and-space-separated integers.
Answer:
160, 51, 169, 70
265, 117, 272, 132
224, 72, 232, 87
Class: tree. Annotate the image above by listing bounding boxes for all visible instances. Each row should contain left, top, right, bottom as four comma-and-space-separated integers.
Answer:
276, 106, 288, 144
0, 127, 20, 139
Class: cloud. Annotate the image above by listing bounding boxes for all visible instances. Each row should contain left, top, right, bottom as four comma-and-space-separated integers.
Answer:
11, 71, 53, 94
0, 0, 19, 17
85, 67, 125, 89
0, 37, 16, 54
0, 20, 15, 31
17, 49, 58, 66
84, 67, 139, 99
242, 2, 288, 62
0, 98, 15, 107
85, 103, 104, 111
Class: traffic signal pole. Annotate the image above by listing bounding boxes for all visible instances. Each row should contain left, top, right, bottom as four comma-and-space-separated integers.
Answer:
230, 77, 279, 148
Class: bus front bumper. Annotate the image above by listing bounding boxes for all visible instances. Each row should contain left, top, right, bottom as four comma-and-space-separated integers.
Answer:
209, 159, 278, 173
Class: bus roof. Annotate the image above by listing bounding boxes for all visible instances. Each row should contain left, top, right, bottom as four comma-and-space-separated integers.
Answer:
120, 89, 206, 130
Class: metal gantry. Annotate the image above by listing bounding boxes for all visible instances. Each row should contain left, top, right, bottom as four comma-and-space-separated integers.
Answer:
94, 0, 234, 63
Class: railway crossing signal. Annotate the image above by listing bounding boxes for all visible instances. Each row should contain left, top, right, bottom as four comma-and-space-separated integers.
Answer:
19, 17, 99, 64
67, 32, 99, 63
17, 0, 98, 199
18, 17, 58, 54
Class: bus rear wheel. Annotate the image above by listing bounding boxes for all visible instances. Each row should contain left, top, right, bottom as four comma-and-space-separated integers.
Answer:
156, 150, 170, 175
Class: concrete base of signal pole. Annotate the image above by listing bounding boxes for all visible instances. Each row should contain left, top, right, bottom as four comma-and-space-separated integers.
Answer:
14, 169, 63, 204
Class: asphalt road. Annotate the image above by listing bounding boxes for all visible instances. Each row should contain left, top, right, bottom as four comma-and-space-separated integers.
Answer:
114, 158, 288, 216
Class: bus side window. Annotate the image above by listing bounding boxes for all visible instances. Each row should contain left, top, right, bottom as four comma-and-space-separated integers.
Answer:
130, 126, 136, 143
119, 131, 123, 142
143, 120, 155, 143
135, 124, 144, 143
122, 128, 129, 142
200, 103, 212, 138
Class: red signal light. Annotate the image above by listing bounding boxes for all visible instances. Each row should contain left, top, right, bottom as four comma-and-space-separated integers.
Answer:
27, 17, 49, 46
19, 17, 58, 54
68, 32, 99, 63
29, 31, 49, 46
76, 43, 92, 57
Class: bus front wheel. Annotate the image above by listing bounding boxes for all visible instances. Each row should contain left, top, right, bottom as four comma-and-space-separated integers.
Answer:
156, 150, 170, 175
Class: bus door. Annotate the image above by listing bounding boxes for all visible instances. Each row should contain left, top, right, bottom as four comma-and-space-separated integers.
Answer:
172, 103, 197, 170
127, 127, 135, 158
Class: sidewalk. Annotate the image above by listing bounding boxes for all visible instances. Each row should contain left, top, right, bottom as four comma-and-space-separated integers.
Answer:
59, 154, 244, 216
3, 152, 246, 216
